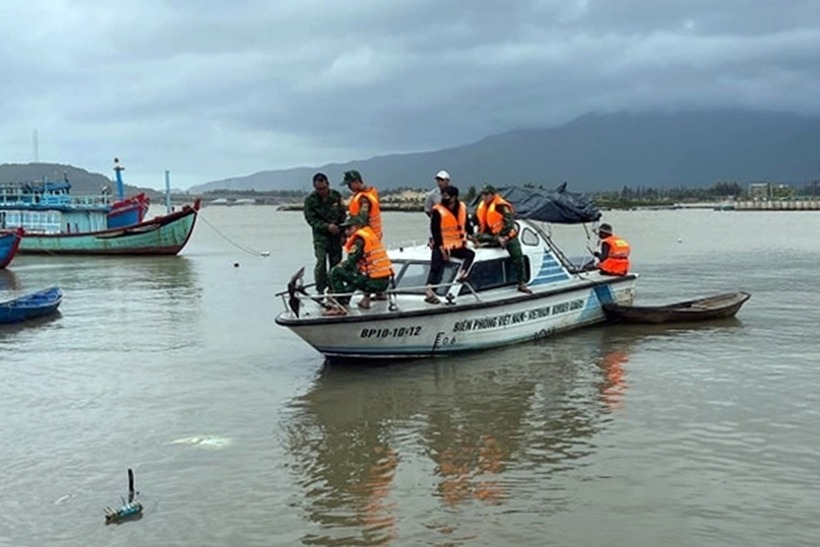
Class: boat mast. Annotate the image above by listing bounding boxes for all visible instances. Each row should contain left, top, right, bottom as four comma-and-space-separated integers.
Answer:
113, 157, 125, 201
164, 170, 172, 214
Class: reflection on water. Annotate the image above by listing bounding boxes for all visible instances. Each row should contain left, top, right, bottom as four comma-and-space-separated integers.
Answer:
284, 329, 637, 544
0, 269, 20, 292
121, 256, 201, 297
0, 256, 203, 353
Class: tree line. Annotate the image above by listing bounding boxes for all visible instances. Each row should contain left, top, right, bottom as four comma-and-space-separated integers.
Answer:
198, 180, 820, 206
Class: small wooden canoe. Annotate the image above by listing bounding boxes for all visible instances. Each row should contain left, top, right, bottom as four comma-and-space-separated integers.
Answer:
603, 291, 751, 324
0, 286, 63, 324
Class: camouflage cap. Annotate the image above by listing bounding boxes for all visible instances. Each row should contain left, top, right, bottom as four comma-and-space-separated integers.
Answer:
480, 184, 497, 195
340, 214, 364, 227
341, 170, 362, 186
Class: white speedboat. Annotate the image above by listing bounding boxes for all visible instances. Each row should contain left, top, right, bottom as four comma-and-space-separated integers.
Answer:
275, 186, 638, 360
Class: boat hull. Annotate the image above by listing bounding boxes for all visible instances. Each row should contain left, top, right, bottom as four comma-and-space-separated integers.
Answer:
602, 291, 751, 324
18, 202, 199, 256
276, 277, 637, 359
0, 229, 23, 268
0, 286, 63, 324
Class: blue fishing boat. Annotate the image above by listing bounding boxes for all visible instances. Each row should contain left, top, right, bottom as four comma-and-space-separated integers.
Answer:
0, 228, 23, 268
0, 159, 199, 256
0, 286, 63, 324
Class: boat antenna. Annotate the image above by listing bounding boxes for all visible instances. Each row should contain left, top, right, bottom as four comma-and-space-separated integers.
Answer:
113, 157, 125, 201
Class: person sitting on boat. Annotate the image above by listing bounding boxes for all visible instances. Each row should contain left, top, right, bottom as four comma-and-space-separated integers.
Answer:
473, 185, 532, 294
341, 169, 383, 241
326, 215, 394, 315
424, 185, 476, 304
594, 223, 631, 275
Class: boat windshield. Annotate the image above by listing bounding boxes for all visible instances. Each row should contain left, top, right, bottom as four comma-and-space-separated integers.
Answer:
461, 257, 530, 293
392, 255, 531, 296
393, 261, 459, 295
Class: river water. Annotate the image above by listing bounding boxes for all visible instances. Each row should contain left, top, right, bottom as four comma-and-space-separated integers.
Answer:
1, 206, 818, 546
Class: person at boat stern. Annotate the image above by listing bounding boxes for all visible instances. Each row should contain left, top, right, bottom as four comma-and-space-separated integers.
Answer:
474, 185, 532, 294
342, 170, 383, 241
327, 215, 394, 314
425, 185, 475, 304
594, 223, 631, 275
304, 172, 347, 295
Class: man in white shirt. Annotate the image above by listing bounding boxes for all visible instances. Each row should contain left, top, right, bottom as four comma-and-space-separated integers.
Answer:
424, 170, 450, 216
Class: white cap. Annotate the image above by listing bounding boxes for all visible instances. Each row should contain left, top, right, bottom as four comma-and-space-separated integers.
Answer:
435, 170, 450, 180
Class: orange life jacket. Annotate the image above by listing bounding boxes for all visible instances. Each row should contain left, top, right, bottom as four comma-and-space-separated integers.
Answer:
599, 234, 630, 275
344, 226, 393, 279
433, 202, 468, 250
476, 195, 516, 237
348, 187, 383, 240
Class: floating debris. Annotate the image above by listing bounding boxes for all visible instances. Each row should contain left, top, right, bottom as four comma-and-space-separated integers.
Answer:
104, 469, 143, 525
169, 435, 232, 449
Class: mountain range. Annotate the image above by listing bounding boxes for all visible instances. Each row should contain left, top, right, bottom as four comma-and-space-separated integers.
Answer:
190, 108, 820, 194
3, 109, 819, 195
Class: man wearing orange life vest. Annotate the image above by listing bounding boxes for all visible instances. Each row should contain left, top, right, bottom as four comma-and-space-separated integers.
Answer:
594, 223, 631, 275
474, 185, 532, 294
342, 169, 383, 241
424, 185, 476, 304
326, 215, 393, 315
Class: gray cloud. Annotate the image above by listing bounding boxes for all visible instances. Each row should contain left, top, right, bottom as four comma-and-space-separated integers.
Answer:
1, 0, 819, 189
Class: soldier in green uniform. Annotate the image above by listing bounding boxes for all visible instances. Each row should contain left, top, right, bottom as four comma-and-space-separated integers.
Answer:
473, 184, 532, 294
303, 172, 346, 295
326, 215, 393, 314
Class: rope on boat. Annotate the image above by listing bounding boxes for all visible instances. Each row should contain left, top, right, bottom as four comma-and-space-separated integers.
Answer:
198, 213, 270, 257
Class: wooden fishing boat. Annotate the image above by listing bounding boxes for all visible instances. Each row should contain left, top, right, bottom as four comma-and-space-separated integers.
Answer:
18, 200, 201, 255
0, 286, 63, 324
1, 158, 200, 256
0, 228, 23, 268
602, 291, 751, 324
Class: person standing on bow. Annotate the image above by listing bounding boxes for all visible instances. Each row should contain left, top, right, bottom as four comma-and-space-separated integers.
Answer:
424, 185, 475, 304
594, 223, 631, 275
326, 215, 394, 315
474, 184, 532, 294
425, 170, 451, 217
303, 172, 347, 295
342, 169, 383, 241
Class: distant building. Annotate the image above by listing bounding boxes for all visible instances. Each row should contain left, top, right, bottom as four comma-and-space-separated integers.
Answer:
748, 182, 769, 200
748, 182, 794, 200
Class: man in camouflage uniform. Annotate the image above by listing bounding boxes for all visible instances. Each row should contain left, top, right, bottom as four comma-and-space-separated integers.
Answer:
326, 215, 393, 314
303, 172, 346, 294
473, 184, 532, 294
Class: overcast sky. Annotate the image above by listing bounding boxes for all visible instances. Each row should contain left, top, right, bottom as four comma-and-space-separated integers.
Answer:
2, 0, 819, 189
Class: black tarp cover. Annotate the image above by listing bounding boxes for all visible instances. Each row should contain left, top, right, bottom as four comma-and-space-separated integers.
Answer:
474, 183, 601, 224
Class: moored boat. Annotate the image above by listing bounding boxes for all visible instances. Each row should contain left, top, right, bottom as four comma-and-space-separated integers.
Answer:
17, 201, 201, 255
0, 159, 200, 256
602, 291, 751, 324
275, 185, 638, 360
0, 286, 63, 324
0, 228, 23, 268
